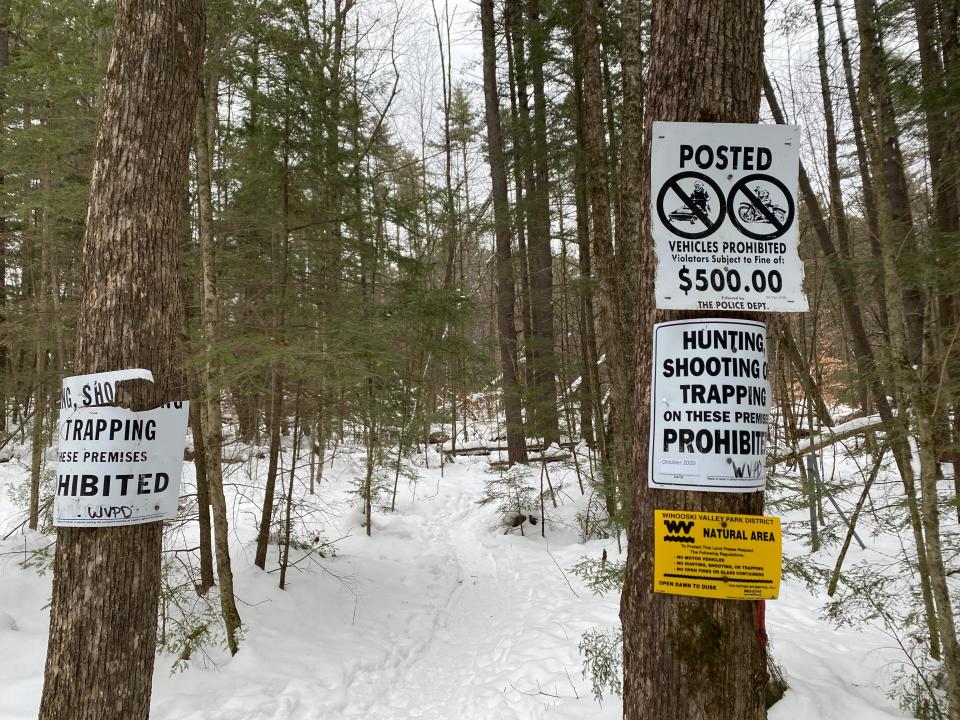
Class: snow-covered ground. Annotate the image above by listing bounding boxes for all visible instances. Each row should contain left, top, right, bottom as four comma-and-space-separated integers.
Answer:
0, 433, 924, 719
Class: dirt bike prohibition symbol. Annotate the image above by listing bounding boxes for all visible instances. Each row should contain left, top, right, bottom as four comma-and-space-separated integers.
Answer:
726, 173, 795, 241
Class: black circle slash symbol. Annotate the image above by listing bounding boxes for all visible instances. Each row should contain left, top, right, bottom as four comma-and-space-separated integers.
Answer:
656, 171, 726, 240
726, 173, 795, 241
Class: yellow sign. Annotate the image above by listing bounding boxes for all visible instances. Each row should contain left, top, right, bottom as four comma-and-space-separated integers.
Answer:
654, 509, 781, 600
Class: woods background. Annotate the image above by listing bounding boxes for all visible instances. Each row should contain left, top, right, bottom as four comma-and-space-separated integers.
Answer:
3, 0, 960, 717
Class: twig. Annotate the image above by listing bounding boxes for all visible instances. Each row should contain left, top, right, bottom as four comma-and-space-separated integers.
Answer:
546, 545, 579, 598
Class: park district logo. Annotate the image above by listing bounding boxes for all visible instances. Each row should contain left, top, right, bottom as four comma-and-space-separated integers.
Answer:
662, 519, 695, 543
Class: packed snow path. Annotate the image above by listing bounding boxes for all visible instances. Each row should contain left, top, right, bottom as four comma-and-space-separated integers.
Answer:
148, 456, 619, 720
0, 448, 922, 719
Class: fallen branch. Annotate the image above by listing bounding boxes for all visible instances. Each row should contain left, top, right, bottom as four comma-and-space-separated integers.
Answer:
768, 415, 886, 465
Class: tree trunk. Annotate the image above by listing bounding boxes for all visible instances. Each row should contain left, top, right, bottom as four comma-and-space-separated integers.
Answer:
578, 0, 630, 513
573, 115, 596, 448
481, 0, 527, 465
621, 2, 769, 718
855, 0, 926, 363
29, 246, 47, 531
188, 383, 214, 594
0, 0, 9, 435
279, 388, 302, 589
38, 2, 203, 718
856, 0, 948, 660
814, 0, 853, 259
618, 0, 643, 414
195, 76, 242, 654
524, 0, 560, 447
916, 407, 960, 719
504, 24, 535, 370
255, 369, 283, 568
914, 0, 957, 237
255, 123, 291, 569
832, 0, 880, 248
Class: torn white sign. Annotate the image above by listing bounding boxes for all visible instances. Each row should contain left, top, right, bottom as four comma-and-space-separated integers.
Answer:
53, 370, 189, 528
59, 368, 154, 410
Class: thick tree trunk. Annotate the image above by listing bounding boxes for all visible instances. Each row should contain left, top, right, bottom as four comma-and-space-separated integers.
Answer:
481, 0, 527, 465
621, 2, 769, 718
618, 0, 643, 403
525, 0, 560, 447
38, 2, 203, 719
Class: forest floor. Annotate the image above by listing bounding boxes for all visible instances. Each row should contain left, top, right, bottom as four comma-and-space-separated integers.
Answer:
0, 430, 928, 719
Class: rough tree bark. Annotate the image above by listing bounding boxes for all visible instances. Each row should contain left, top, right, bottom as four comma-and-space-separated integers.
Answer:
524, 0, 561, 447
578, 0, 632, 513
38, 2, 203, 719
621, 2, 769, 718
855, 0, 926, 363
481, 0, 527, 465
504, 20, 535, 373
617, 0, 644, 430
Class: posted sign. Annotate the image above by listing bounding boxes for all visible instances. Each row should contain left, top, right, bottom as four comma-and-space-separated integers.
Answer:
651, 121, 807, 312
654, 510, 781, 600
649, 319, 770, 492
54, 369, 190, 528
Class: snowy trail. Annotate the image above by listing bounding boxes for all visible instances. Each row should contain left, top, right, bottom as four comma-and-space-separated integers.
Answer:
331, 461, 601, 719
142, 455, 617, 720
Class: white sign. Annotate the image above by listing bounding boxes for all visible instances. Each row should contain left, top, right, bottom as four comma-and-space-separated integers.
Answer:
649, 319, 770, 492
651, 121, 807, 313
54, 370, 189, 527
